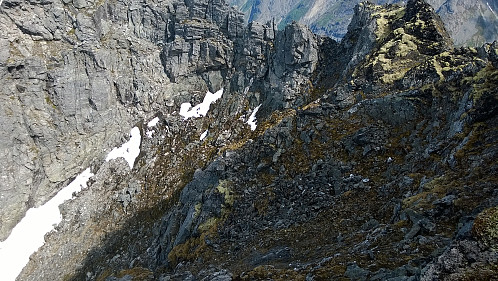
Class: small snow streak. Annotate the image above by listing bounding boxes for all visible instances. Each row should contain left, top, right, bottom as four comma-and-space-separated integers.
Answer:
0, 168, 94, 281
179, 88, 224, 120
146, 130, 154, 138
147, 117, 160, 128
105, 127, 141, 169
146, 117, 160, 138
487, 2, 497, 19
247, 104, 262, 131
200, 130, 208, 141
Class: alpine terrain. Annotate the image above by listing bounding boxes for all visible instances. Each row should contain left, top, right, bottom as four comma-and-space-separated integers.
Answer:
230, 0, 498, 45
0, 0, 497, 280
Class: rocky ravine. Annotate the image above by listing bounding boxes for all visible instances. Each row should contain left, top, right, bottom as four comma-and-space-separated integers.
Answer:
0, 0, 496, 280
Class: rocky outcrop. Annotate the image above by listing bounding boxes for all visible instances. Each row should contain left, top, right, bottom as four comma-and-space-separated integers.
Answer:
159, 0, 244, 84
230, 0, 498, 46
262, 21, 319, 110
0, 0, 497, 280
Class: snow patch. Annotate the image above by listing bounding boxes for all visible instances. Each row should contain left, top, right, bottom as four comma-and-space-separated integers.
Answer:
179, 88, 223, 120
147, 117, 160, 128
146, 117, 160, 138
243, 85, 250, 96
105, 127, 141, 169
200, 130, 208, 141
487, 2, 497, 18
0, 168, 94, 281
247, 104, 261, 131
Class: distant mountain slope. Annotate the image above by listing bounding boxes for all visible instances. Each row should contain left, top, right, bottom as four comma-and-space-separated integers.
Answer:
230, 0, 498, 45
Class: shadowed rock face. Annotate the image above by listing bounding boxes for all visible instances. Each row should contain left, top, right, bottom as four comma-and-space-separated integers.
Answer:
0, 0, 324, 243
0, 0, 497, 280
230, 0, 498, 46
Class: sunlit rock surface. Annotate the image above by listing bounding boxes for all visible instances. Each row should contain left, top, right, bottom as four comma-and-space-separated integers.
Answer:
0, 0, 496, 280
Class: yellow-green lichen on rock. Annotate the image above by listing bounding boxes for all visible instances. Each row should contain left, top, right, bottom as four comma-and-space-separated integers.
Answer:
372, 4, 405, 41
473, 206, 498, 250
216, 180, 235, 207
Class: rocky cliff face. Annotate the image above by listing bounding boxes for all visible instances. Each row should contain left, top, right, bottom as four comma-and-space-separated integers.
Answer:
230, 0, 498, 46
0, 0, 497, 280
0, 0, 174, 241
0, 0, 321, 254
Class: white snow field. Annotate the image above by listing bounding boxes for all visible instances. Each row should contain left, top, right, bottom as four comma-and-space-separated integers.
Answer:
0, 126, 142, 280
0, 168, 94, 281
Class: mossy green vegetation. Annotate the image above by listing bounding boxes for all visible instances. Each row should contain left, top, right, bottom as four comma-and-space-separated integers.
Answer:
473, 206, 498, 251
115, 267, 153, 280
403, 174, 455, 209
372, 5, 405, 41
167, 181, 236, 267
359, 8, 429, 85
467, 63, 498, 103
216, 180, 235, 207
314, 3, 345, 28
277, 1, 311, 30
45, 95, 57, 109
240, 265, 307, 281
167, 215, 222, 267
